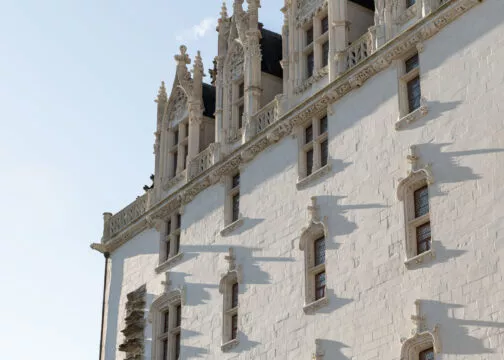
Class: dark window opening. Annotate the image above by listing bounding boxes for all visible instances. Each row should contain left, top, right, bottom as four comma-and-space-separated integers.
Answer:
414, 185, 429, 217
407, 76, 421, 112
232, 173, 240, 188
307, 52, 314, 78
306, 149, 314, 176
320, 116, 328, 134
232, 193, 240, 222
322, 41, 329, 68
314, 237, 326, 266
163, 311, 169, 333
416, 222, 431, 255
321, 16, 329, 34
419, 347, 434, 360
231, 315, 238, 340
231, 283, 239, 308
315, 271, 326, 300
173, 151, 178, 176
176, 305, 182, 327
406, 0, 417, 8
305, 124, 313, 144
405, 53, 419, 73
321, 139, 328, 167
306, 27, 313, 45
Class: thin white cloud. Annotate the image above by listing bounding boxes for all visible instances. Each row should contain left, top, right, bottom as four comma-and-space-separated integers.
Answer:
176, 17, 217, 42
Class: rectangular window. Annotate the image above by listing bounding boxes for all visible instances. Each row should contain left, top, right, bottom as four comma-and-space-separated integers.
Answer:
306, 149, 314, 176
174, 130, 179, 145
173, 151, 178, 175
162, 339, 168, 360
419, 347, 434, 360
306, 27, 313, 45
307, 52, 314, 78
315, 271, 326, 300
163, 311, 169, 333
231, 283, 239, 308
405, 53, 419, 73
176, 213, 181, 229
320, 116, 328, 134
231, 315, 238, 340
183, 145, 188, 170
414, 185, 429, 217
173, 234, 180, 256
416, 222, 431, 255
322, 41, 329, 68
321, 140, 328, 167
238, 105, 244, 129
314, 237, 326, 266
406, 0, 417, 8
175, 333, 181, 359
175, 304, 181, 327
407, 76, 421, 112
184, 123, 188, 139
232, 193, 240, 222
166, 220, 171, 235
232, 174, 240, 188
321, 16, 329, 34
238, 82, 244, 98
305, 124, 313, 144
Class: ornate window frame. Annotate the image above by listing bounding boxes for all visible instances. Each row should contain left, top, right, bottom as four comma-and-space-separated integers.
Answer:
300, 197, 329, 314
397, 146, 435, 268
150, 286, 183, 360
219, 248, 242, 351
155, 209, 184, 273
296, 111, 331, 189
224, 41, 245, 144
395, 45, 428, 130
400, 300, 441, 359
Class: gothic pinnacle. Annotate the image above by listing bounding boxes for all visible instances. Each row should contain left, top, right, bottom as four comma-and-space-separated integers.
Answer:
155, 81, 167, 103
220, 1, 228, 20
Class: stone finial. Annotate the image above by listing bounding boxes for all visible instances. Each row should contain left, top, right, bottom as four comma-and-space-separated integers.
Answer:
411, 299, 426, 334
220, 1, 228, 20
209, 57, 218, 86
155, 81, 167, 103
175, 45, 191, 66
193, 50, 204, 74
308, 197, 320, 223
225, 247, 236, 271
407, 145, 419, 172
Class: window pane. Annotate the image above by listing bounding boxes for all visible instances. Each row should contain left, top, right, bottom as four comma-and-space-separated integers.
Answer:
232, 283, 239, 308
407, 76, 421, 112
414, 185, 429, 217
184, 123, 188, 138
176, 213, 181, 229
166, 220, 171, 235
419, 347, 434, 360
232, 193, 240, 222
238, 82, 244, 98
183, 145, 188, 169
305, 124, 313, 143
322, 41, 329, 67
174, 234, 180, 255
405, 53, 419, 73
165, 239, 170, 260
176, 305, 182, 327
307, 52, 314, 78
315, 271, 326, 300
232, 173, 240, 188
320, 116, 328, 134
173, 151, 178, 175
321, 16, 329, 33
231, 315, 238, 339
175, 333, 181, 359
314, 237, 326, 266
306, 27, 313, 45
321, 140, 328, 167
163, 311, 169, 333
174, 130, 179, 145
238, 105, 244, 129
162, 339, 168, 360
406, 0, 417, 8
306, 149, 314, 176
416, 222, 431, 255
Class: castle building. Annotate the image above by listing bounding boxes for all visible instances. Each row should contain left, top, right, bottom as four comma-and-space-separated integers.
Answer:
91, 0, 504, 359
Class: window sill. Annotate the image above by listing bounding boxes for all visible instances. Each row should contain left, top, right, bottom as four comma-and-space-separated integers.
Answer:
395, 101, 428, 130
220, 218, 244, 237
404, 249, 435, 268
303, 295, 329, 314
296, 164, 332, 190
155, 252, 184, 273
221, 338, 239, 352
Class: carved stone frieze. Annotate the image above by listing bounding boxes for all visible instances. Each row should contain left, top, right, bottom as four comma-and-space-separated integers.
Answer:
93, 0, 484, 254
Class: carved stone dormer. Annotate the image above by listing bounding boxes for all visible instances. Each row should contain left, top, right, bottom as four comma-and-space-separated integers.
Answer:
400, 300, 441, 358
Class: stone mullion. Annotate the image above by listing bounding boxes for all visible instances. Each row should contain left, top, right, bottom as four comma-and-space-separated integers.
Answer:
215, 56, 225, 144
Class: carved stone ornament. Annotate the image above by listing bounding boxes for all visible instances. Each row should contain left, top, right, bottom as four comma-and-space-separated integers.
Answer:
93, 0, 484, 254
296, 0, 326, 27
400, 300, 442, 358
228, 43, 245, 81
219, 247, 243, 293
168, 86, 188, 121
397, 145, 434, 201
118, 285, 146, 359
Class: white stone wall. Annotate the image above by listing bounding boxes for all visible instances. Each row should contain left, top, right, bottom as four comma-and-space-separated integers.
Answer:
347, 1, 374, 44
103, 1, 504, 358
260, 72, 283, 107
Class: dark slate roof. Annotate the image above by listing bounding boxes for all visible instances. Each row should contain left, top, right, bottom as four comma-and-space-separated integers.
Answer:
202, 83, 216, 118
351, 0, 375, 10
260, 28, 283, 78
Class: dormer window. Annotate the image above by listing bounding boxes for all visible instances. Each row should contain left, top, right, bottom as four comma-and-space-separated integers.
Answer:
233, 80, 245, 129
302, 11, 330, 80
169, 120, 189, 178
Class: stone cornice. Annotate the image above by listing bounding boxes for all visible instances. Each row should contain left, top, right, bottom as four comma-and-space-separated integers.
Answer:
91, 0, 483, 254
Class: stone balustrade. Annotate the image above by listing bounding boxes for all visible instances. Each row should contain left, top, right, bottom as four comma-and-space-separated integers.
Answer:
346, 32, 374, 71
253, 99, 278, 134
188, 143, 221, 180
105, 193, 148, 241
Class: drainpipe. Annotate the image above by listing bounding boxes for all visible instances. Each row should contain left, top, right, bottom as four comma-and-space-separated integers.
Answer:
99, 252, 110, 360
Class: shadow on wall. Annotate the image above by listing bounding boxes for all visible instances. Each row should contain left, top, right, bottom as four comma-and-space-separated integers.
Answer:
402, 100, 462, 130
421, 300, 504, 355
168, 271, 219, 307
411, 240, 467, 270
229, 333, 261, 353
316, 339, 351, 360
317, 288, 353, 315
316, 195, 388, 250
416, 142, 504, 197
223, 217, 264, 236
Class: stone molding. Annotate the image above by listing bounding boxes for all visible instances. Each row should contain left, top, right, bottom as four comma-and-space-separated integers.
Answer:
92, 0, 483, 254
296, 163, 332, 190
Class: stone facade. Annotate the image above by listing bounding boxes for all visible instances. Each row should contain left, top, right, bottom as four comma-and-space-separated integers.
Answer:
93, 0, 504, 359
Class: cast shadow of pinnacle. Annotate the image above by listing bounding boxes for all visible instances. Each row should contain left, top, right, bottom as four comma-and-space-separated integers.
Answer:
229, 333, 261, 353
169, 271, 219, 307
399, 100, 462, 131
415, 142, 504, 196
421, 300, 504, 355
317, 288, 353, 315
316, 195, 388, 249
316, 339, 351, 360
410, 241, 467, 270
299, 158, 353, 190
223, 217, 264, 236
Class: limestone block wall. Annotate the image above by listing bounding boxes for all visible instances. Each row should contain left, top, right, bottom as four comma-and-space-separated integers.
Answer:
103, 1, 504, 359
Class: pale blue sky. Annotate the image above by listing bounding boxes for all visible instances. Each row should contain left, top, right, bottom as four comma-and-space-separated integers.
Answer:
0, 1, 282, 358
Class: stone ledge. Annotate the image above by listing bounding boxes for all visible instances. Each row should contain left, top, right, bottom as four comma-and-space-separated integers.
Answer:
404, 248, 435, 268
395, 100, 429, 130
220, 218, 244, 237
296, 164, 332, 190
303, 296, 329, 314
221, 338, 239, 352
155, 252, 184, 273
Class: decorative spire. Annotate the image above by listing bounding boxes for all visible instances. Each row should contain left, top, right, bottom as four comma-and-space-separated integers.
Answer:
155, 81, 167, 103
174, 45, 191, 66
220, 1, 228, 20
193, 50, 204, 74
